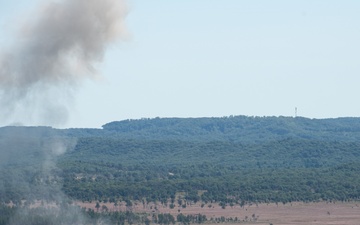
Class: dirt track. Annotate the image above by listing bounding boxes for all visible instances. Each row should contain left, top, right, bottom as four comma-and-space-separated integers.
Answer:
77, 201, 360, 225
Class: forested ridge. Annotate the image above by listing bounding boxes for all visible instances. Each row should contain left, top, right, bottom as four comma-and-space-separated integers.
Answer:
1, 116, 360, 206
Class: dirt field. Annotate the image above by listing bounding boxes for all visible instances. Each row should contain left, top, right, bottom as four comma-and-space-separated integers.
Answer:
76, 201, 360, 225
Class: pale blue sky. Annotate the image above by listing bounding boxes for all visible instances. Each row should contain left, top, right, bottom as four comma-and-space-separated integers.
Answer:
1, 1, 360, 128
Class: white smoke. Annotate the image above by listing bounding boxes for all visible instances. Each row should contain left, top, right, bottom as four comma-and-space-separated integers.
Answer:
0, 0, 128, 126
0, 0, 129, 223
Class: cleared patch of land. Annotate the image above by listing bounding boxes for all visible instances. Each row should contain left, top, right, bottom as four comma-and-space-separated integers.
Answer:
77, 201, 360, 225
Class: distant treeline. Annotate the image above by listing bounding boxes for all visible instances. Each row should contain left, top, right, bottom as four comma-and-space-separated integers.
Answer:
0, 203, 180, 225
64, 116, 360, 142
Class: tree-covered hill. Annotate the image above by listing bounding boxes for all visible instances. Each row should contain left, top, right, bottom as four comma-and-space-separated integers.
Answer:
1, 116, 360, 204
100, 116, 360, 142
3, 116, 360, 142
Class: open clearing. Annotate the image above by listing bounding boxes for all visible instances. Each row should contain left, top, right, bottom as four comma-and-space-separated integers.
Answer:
77, 201, 360, 225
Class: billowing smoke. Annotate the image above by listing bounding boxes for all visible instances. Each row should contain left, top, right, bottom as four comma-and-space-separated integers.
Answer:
0, 0, 128, 126
0, 0, 128, 224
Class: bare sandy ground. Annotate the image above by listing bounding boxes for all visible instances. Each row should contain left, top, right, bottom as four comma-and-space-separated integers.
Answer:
76, 201, 360, 225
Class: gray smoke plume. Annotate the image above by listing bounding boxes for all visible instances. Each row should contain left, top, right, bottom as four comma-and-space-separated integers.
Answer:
0, 0, 128, 224
0, 0, 128, 126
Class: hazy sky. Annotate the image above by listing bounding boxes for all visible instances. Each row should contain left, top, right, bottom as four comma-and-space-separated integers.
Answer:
1, 1, 360, 128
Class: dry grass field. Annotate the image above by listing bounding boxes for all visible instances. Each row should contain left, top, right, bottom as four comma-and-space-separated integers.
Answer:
77, 201, 360, 225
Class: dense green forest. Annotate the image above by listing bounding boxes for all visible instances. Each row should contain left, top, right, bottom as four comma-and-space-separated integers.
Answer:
1, 116, 360, 223
58, 138, 360, 203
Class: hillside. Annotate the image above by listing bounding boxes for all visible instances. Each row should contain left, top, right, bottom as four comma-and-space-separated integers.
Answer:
1, 116, 360, 205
